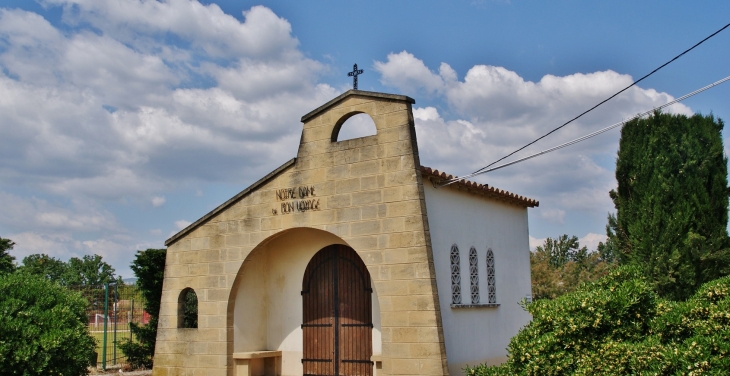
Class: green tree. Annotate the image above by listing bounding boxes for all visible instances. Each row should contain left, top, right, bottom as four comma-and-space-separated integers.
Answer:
0, 272, 97, 375
535, 234, 587, 268
608, 111, 730, 300
531, 235, 615, 300
18, 253, 68, 283
64, 254, 116, 286
0, 237, 16, 275
119, 248, 167, 369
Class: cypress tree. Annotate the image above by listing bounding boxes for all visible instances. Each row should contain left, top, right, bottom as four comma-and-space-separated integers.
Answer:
609, 111, 730, 300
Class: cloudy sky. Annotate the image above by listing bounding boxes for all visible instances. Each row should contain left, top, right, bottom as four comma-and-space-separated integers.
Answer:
1, 0, 729, 278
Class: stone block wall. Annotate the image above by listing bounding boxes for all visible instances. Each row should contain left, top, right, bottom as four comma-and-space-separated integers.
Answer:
153, 91, 449, 376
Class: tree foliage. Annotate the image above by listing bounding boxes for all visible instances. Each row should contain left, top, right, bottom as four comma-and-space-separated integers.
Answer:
531, 235, 615, 300
0, 272, 96, 375
17, 253, 117, 286
64, 254, 117, 286
607, 111, 730, 300
18, 253, 68, 283
466, 266, 730, 375
0, 237, 16, 275
119, 248, 167, 369
182, 289, 198, 329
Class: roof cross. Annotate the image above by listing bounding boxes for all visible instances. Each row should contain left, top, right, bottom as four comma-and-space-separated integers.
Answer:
347, 64, 364, 90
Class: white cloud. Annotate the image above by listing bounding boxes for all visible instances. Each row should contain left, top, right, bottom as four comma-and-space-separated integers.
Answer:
7, 232, 77, 259
381, 52, 693, 221
43, 1, 298, 59
0, 3, 335, 203
540, 208, 566, 225
152, 196, 166, 207
337, 113, 377, 141
175, 220, 192, 230
170, 219, 192, 237
0, 192, 119, 233
374, 51, 450, 94
7, 231, 138, 277
529, 233, 607, 253
579, 232, 607, 252
0, 2, 339, 277
529, 235, 546, 251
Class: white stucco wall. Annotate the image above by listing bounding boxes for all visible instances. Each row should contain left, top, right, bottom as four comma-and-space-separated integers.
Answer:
423, 184, 533, 375
233, 228, 382, 375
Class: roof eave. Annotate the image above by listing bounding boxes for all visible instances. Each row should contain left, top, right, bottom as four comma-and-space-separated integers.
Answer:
420, 166, 539, 208
164, 158, 297, 247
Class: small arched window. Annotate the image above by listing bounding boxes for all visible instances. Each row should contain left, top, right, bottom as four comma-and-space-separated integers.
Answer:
450, 245, 461, 304
469, 247, 479, 304
486, 249, 496, 304
178, 288, 198, 329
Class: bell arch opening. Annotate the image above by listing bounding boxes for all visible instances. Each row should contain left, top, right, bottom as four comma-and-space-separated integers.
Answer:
332, 112, 377, 142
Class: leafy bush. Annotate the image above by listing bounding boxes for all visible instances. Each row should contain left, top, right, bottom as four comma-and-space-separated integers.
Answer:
0, 272, 96, 375
465, 266, 730, 375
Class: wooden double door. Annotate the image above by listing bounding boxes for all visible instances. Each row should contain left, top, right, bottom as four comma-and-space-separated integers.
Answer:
302, 245, 373, 376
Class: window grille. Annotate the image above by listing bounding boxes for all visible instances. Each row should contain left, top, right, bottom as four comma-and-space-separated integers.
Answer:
469, 247, 479, 304
486, 249, 496, 304
450, 245, 461, 304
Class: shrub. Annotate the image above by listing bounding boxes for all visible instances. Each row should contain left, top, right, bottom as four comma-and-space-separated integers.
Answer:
0, 272, 96, 375
465, 267, 730, 375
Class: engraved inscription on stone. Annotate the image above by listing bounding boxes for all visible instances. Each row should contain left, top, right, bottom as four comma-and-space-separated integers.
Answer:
274, 185, 319, 214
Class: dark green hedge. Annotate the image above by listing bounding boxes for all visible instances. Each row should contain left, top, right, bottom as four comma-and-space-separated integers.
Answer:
0, 272, 96, 375
466, 266, 730, 375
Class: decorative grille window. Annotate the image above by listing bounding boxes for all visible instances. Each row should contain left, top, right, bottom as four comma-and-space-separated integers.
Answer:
450, 245, 461, 304
486, 249, 496, 304
469, 247, 479, 304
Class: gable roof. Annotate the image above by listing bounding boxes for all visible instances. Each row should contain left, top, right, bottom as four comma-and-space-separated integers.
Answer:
165, 159, 539, 246
420, 166, 539, 208
300, 89, 415, 123
164, 158, 296, 246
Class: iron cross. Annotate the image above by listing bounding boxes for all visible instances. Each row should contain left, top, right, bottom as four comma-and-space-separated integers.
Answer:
348, 64, 364, 90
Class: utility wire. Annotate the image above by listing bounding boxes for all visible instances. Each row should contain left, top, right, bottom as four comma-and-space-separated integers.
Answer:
465, 22, 730, 181
439, 74, 730, 184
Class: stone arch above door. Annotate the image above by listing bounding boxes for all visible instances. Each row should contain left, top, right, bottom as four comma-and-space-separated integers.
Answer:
228, 227, 382, 375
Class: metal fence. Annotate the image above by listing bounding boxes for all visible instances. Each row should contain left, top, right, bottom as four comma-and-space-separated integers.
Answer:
70, 283, 148, 370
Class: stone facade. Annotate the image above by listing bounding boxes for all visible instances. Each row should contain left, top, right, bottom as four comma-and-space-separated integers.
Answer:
153, 90, 449, 376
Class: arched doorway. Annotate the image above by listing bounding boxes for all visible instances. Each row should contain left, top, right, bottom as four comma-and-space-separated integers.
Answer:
302, 244, 373, 376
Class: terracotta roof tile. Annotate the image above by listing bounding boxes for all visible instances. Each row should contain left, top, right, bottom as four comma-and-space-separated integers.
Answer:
420, 166, 539, 208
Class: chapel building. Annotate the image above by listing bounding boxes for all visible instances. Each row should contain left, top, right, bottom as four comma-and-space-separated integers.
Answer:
153, 90, 538, 376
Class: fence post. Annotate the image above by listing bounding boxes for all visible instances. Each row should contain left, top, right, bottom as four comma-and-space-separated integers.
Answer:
103, 283, 108, 371
113, 283, 118, 365
130, 298, 134, 342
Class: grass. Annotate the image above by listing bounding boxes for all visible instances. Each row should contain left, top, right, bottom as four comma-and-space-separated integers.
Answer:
89, 326, 134, 367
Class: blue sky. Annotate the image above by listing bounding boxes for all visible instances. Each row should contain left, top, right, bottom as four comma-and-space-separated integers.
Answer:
1, 0, 728, 278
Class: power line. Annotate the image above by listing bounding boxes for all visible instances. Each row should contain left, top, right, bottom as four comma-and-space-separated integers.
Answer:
439, 74, 730, 185
467, 22, 730, 179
